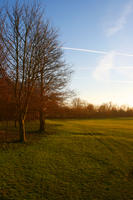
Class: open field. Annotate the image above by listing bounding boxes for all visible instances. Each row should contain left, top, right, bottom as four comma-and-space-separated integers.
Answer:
0, 118, 133, 200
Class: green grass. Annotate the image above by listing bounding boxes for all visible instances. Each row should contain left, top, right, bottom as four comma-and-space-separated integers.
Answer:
0, 118, 133, 200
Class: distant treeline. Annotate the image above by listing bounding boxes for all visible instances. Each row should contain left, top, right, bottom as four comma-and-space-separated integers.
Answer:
46, 98, 133, 119
0, 67, 132, 121
1, 82, 133, 120
0, 68, 132, 121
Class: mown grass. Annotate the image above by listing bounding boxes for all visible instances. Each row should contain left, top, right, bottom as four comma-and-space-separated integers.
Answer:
0, 118, 133, 200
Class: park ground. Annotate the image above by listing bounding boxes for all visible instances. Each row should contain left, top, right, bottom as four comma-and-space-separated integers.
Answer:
0, 118, 133, 200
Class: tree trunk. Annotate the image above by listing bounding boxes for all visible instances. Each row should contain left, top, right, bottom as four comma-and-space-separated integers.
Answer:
19, 117, 26, 142
39, 110, 45, 133
14, 120, 17, 128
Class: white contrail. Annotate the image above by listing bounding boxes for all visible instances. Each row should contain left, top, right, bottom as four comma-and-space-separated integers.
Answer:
62, 47, 133, 57
62, 47, 107, 55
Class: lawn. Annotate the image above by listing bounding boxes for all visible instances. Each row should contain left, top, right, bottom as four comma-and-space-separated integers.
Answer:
0, 118, 133, 200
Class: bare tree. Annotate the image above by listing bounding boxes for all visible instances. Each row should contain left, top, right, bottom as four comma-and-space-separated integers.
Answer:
0, 1, 72, 141
38, 26, 72, 132
0, 1, 46, 142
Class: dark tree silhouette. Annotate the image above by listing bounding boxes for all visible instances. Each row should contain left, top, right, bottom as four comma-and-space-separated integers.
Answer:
36, 24, 72, 132
0, 1, 72, 141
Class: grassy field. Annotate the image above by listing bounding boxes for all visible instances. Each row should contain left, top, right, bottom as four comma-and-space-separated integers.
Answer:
0, 118, 133, 200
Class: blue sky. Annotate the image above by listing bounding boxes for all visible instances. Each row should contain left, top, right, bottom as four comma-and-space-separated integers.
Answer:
1, 0, 133, 106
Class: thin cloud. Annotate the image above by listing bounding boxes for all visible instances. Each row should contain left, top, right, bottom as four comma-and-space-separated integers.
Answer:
93, 51, 133, 82
78, 66, 133, 71
93, 51, 115, 81
62, 47, 133, 57
108, 80, 133, 83
113, 66, 133, 70
106, 0, 133, 36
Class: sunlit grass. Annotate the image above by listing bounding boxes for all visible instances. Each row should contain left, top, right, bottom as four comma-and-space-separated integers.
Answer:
0, 118, 133, 199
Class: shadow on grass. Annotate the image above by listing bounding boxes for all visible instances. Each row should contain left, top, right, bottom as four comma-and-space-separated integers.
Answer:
70, 132, 105, 136
26, 129, 41, 134
0, 140, 20, 144
46, 123, 63, 129
127, 168, 133, 180
0, 129, 47, 144
52, 123, 63, 127
0, 195, 9, 200
0, 129, 19, 143
26, 129, 51, 137
0, 121, 61, 144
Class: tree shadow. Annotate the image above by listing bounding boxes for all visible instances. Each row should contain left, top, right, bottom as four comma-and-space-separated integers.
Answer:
70, 132, 105, 136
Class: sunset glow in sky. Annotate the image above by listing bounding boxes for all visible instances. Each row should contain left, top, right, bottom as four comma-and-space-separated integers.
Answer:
2, 0, 133, 106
